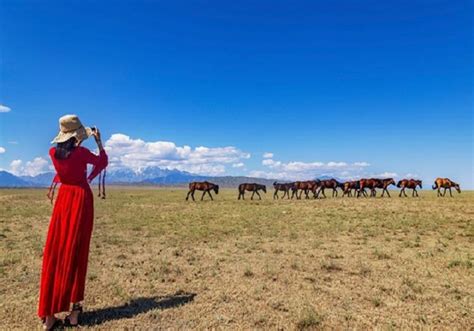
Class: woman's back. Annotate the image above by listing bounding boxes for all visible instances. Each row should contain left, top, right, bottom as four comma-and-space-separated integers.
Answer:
49, 146, 107, 186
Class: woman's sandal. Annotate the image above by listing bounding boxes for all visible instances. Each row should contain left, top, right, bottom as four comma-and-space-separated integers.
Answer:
42, 318, 62, 330
64, 303, 83, 328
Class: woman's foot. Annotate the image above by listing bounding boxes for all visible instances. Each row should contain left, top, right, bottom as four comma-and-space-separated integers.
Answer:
64, 303, 82, 327
43, 316, 61, 330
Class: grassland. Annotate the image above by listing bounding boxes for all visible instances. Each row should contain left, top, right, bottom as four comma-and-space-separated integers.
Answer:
0, 188, 473, 329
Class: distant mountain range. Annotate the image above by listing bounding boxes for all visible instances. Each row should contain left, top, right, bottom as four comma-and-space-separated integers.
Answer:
0, 168, 341, 188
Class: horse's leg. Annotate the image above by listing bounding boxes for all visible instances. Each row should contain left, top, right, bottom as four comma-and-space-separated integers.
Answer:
186, 190, 191, 201
449, 187, 453, 197
201, 191, 206, 201
442, 188, 447, 197
191, 190, 196, 201
208, 191, 214, 200
256, 191, 262, 200
251, 191, 255, 200
386, 188, 391, 198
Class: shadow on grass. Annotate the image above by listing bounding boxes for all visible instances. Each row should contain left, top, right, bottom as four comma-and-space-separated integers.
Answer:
81, 291, 196, 326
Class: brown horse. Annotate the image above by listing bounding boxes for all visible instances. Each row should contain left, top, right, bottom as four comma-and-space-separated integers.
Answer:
397, 179, 422, 197
317, 179, 344, 198
238, 183, 266, 200
186, 181, 219, 201
359, 178, 396, 197
341, 180, 365, 197
293, 180, 319, 199
273, 182, 293, 199
432, 178, 461, 197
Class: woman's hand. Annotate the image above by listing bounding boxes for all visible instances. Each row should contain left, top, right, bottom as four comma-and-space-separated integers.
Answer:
91, 127, 101, 141
92, 128, 104, 151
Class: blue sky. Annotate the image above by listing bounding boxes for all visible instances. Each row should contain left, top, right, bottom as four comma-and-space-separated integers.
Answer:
0, 0, 472, 187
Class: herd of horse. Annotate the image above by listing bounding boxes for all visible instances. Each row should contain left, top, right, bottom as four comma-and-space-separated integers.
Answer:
185, 177, 461, 201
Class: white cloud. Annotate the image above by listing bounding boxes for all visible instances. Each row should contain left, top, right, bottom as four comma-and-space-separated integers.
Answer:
404, 173, 419, 178
353, 162, 370, 167
263, 152, 274, 159
0, 147, 5, 154
372, 172, 398, 178
8, 141, 18, 145
248, 170, 289, 180
10, 157, 51, 176
0, 104, 11, 113
104, 133, 251, 176
232, 162, 245, 168
262, 159, 280, 167
257, 157, 374, 180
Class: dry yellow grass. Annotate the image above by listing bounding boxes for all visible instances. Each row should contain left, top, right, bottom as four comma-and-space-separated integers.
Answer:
1, 188, 473, 329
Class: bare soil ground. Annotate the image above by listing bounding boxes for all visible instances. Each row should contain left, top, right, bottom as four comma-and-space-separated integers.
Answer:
1, 188, 473, 329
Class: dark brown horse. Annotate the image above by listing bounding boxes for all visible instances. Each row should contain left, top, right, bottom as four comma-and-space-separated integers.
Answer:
238, 183, 266, 200
317, 179, 344, 198
397, 179, 422, 197
273, 182, 293, 199
359, 178, 396, 197
186, 181, 219, 201
432, 178, 461, 197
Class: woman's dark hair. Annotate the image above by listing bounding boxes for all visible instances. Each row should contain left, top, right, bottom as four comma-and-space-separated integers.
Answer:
55, 137, 77, 160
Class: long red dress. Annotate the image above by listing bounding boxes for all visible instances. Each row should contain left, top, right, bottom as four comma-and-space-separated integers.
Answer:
38, 146, 108, 318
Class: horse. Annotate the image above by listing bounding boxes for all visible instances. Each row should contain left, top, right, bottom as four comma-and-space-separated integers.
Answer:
432, 178, 461, 197
397, 179, 422, 197
342, 180, 362, 197
310, 180, 324, 198
317, 179, 344, 198
273, 182, 293, 199
238, 183, 266, 200
186, 181, 219, 201
293, 180, 318, 199
359, 178, 395, 197
290, 182, 299, 199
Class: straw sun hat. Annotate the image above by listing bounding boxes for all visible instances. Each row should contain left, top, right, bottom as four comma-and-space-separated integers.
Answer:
51, 114, 93, 144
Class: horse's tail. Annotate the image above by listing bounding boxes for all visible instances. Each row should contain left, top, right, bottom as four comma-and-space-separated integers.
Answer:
396, 180, 402, 188
432, 182, 438, 190
273, 181, 277, 186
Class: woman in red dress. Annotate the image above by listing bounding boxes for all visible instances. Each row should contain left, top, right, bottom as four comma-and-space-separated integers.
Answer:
38, 115, 108, 330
